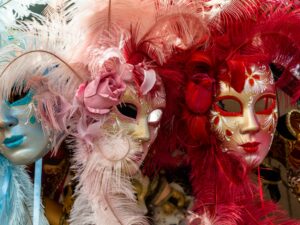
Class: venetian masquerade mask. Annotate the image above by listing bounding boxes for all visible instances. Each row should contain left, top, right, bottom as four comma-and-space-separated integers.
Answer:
74, 48, 166, 177
0, 88, 51, 165
101, 83, 166, 175
211, 63, 278, 167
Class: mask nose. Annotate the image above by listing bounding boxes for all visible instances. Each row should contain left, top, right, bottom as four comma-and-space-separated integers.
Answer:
240, 109, 260, 135
132, 118, 151, 143
0, 102, 18, 129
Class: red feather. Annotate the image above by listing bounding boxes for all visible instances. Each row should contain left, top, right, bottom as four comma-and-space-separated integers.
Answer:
187, 2, 300, 224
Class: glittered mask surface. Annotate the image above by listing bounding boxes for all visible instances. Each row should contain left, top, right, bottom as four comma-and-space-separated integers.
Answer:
0, 90, 50, 165
211, 64, 278, 167
100, 83, 166, 175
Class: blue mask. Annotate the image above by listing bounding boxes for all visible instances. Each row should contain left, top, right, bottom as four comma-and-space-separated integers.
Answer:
0, 91, 51, 165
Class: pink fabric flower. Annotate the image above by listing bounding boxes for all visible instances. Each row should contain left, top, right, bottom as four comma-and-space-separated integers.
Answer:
76, 72, 126, 114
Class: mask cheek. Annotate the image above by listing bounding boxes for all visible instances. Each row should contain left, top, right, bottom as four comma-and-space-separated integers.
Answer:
211, 111, 236, 142
222, 120, 240, 152
13, 102, 33, 118
211, 111, 226, 141
254, 134, 271, 165
213, 116, 245, 154
250, 116, 274, 161
256, 113, 277, 133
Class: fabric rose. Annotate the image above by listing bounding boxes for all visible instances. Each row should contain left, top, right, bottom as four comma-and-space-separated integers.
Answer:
76, 72, 126, 114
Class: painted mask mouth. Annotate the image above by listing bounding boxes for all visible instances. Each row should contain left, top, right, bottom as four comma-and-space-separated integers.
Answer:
240, 142, 260, 153
3, 135, 26, 149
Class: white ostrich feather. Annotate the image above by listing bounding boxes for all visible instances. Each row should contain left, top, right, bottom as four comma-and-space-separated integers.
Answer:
0, 0, 48, 31
70, 128, 148, 225
0, 4, 83, 115
69, 0, 207, 65
65, 0, 159, 67
0, 2, 84, 153
1, 2, 149, 224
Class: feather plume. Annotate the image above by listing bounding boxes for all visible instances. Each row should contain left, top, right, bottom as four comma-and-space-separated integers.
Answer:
1, 2, 147, 224
147, 2, 300, 224
42, 2, 155, 223
187, 3, 300, 225
66, 0, 211, 222
0, 0, 48, 31
0, 1, 209, 224
209, 4, 300, 102
0, 1, 154, 224
255, 6, 300, 102
0, 155, 49, 225
184, 0, 259, 21
69, 129, 148, 225
141, 1, 211, 173
0, 5, 84, 141
187, 0, 261, 34
65, 0, 158, 65
67, 0, 209, 67
187, 140, 300, 225
138, 8, 208, 65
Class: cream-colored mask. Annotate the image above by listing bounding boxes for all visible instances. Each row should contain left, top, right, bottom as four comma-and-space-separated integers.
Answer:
100, 83, 166, 175
211, 64, 278, 167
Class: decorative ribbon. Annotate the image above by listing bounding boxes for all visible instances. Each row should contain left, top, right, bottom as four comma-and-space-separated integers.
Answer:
0, 156, 12, 225
33, 158, 43, 225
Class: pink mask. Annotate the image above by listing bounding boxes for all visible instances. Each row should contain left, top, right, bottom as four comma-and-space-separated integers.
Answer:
211, 63, 278, 167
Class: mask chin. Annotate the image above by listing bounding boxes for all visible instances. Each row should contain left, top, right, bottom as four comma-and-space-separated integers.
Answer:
244, 154, 261, 168
2, 144, 51, 165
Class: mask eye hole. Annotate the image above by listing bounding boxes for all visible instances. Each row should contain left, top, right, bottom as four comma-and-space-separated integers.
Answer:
255, 95, 276, 115
148, 109, 163, 124
214, 97, 242, 116
117, 103, 137, 119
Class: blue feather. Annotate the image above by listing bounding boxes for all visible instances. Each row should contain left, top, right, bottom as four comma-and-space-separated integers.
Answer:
0, 155, 13, 225
0, 154, 49, 225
